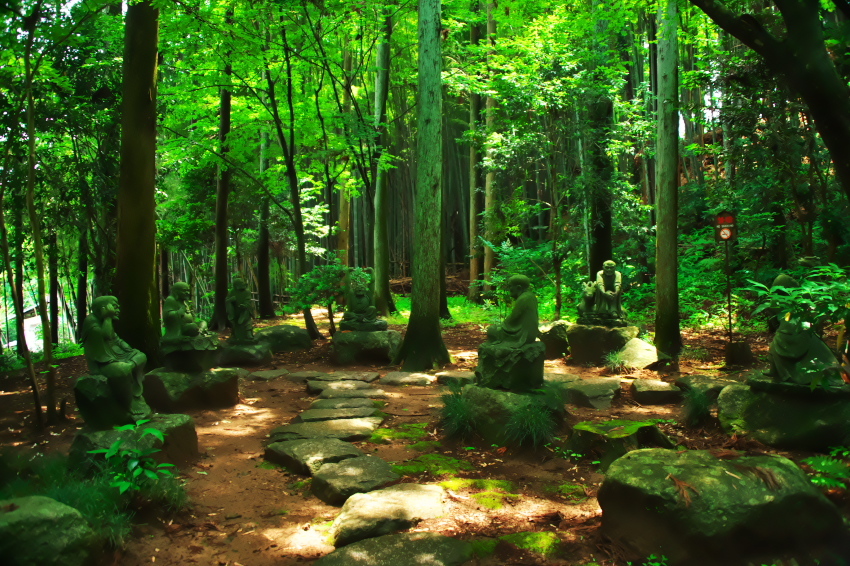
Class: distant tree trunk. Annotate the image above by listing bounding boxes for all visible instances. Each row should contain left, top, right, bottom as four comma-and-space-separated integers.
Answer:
114, 0, 161, 367
257, 132, 275, 318
373, 5, 397, 317
395, 0, 450, 371
211, 12, 233, 332
160, 245, 170, 301
654, 0, 682, 360
337, 50, 354, 267
12, 207, 24, 356
48, 232, 59, 345
75, 227, 88, 340
467, 3, 483, 303
482, 1, 497, 294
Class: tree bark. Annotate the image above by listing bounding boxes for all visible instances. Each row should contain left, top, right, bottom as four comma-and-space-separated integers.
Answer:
75, 226, 88, 341
114, 0, 161, 367
210, 55, 233, 331
654, 0, 682, 359
467, 3, 483, 303
257, 131, 275, 318
395, 0, 450, 371
48, 232, 59, 345
482, 1, 497, 293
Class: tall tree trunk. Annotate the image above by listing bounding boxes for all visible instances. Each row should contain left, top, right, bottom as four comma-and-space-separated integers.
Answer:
373, 4, 397, 316
482, 1, 497, 293
211, 54, 233, 331
654, 0, 682, 359
337, 50, 354, 267
257, 132, 275, 318
160, 245, 170, 301
48, 232, 59, 345
114, 0, 161, 367
467, 3, 483, 303
395, 0, 450, 371
75, 227, 88, 341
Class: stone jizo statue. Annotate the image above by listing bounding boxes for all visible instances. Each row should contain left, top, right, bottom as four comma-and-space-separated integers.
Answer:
78, 295, 151, 425
226, 277, 255, 343
576, 260, 627, 327
340, 268, 388, 332
485, 274, 539, 346
161, 281, 218, 372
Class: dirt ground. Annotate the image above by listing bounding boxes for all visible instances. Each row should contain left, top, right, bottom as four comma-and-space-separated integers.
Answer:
0, 314, 841, 565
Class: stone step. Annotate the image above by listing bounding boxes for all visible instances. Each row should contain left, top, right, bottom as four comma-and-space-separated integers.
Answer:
380, 372, 436, 386
307, 380, 373, 394
268, 417, 383, 443
295, 407, 380, 423
310, 371, 380, 383
265, 438, 365, 475
313, 532, 473, 565
248, 368, 290, 381
310, 398, 379, 410
319, 388, 388, 400
311, 455, 400, 506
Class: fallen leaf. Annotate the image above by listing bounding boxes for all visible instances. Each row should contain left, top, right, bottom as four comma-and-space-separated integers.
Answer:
667, 473, 699, 506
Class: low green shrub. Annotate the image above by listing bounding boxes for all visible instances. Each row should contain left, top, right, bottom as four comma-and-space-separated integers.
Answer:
391, 454, 474, 477
681, 388, 712, 428
440, 385, 475, 438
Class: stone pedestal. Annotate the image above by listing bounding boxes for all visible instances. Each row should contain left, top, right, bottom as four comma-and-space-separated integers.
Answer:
162, 343, 220, 374
475, 341, 545, 392
219, 341, 273, 366
144, 367, 246, 411
255, 324, 312, 353
73, 374, 151, 431
331, 330, 402, 365
565, 324, 639, 366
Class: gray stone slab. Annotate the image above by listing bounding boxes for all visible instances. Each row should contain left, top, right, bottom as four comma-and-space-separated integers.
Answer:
307, 380, 373, 394
329, 483, 447, 547
264, 438, 365, 475
311, 455, 400, 506
564, 377, 623, 409
288, 370, 334, 381
619, 337, 659, 370
435, 371, 475, 387
310, 372, 381, 383
319, 388, 388, 399
675, 374, 737, 401
381, 372, 436, 386
630, 379, 682, 404
544, 373, 582, 384
314, 532, 473, 566
296, 407, 379, 423
310, 398, 379, 410
248, 368, 291, 381
268, 417, 384, 443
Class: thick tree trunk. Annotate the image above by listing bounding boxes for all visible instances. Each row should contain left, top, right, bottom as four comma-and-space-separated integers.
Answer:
467, 5, 483, 303
373, 5, 397, 317
48, 232, 59, 345
395, 0, 450, 371
654, 0, 682, 360
482, 2, 497, 294
114, 0, 161, 367
337, 50, 354, 267
211, 58, 233, 331
257, 133, 275, 318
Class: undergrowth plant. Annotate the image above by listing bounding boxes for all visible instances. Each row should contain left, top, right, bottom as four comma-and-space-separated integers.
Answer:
440, 383, 475, 438
681, 388, 713, 428
802, 448, 850, 489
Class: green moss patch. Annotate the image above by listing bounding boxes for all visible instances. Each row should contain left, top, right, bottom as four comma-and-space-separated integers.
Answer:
544, 482, 587, 502
573, 419, 659, 439
409, 440, 442, 451
440, 477, 515, 492
391, 454, 474, 476
470, 538, 499, 558
370, 422, 430, 443
471, 490, 519, 509
499, 531, 561, 557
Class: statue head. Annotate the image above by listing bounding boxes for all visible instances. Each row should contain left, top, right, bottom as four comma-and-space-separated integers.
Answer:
602, 260, 617, 276
171, 282, 190, 301
232, 276, 247, 291
92, 295, 119, 321
506, 274, 531, 300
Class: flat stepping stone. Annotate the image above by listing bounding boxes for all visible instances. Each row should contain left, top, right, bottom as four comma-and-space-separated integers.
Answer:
544, 373, 581, 384
630, 379, 682, 404
307, 380, 373, 394
329, 483, 447, 547
310, 372, 380, 383
381, 372, 436, 386
310, 398, 379, 410
675, 374, 737, 401
564, 377, 622, 409
311, 456, 400, 506
313, 532, 473, 566
296, 407, 379, 423
268, 417, 384, 443
248, 368, 290, 381
319, 388, 388, 399
288, 370, 333, 382
436, 371, 475, 386
264, 438, 365, 475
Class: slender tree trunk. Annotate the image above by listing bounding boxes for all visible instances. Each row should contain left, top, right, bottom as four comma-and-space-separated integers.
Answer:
395, 0, 450, 371
337, 50, 354, 267
482, 2, 497, 293
211, 54, 233, 331
48, 232, 59, 345
373, 5, 397, 316
467, 4, 483, 303
257, 132, 275, 318
75, 227, 88, 340
160, 245, 170, 301
114, 0, 161, 367
654, 0, 682, 360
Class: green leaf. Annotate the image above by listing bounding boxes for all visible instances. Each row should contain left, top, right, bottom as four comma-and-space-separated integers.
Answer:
141, 428, 165, 443
144, 469, 159, 481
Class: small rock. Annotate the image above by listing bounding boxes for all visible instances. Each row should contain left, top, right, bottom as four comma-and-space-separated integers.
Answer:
563, 377, 622, 409
381, 372, 436, 386
630, 379, 682, 404
435, 371, 475, 387
618, 338, 659, 370
313, 532, 473, 566
265, 438, 365, 475
311, 456, 400, 505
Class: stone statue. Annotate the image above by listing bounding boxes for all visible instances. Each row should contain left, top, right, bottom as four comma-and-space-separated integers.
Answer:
76, 296, 151, 427
576, 260, 627, 327
226, 277, 254, 343
340, 268, 388, 332
161, 281, 218, 372
475, 274, 545, 392
486, 274, 539, 346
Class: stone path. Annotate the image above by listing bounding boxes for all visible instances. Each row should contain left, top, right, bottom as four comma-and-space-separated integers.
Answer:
261, 369, 467, 562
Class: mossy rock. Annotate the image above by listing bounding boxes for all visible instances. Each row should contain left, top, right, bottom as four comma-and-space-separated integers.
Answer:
566, 419, 675, 471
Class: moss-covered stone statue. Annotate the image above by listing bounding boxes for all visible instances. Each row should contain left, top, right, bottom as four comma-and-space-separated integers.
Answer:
73, 296, 151, 429
226, 276, 254, 343
340, 268, 388, 332
475, 275, 546, 392
161, 282, 219, 372
577, 260, 627, 327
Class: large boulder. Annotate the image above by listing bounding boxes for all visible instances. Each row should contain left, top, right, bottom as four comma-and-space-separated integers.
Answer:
311, 455, 400, 506
599, 448, 845, 565
219, 341, 272, 367
331, 330, 402, 365
674, 374, 737, 401
255, 324, 312, 353
0, 495, 99, 566
475, 341, 545, 392
717, 379, 850, 450
565, 324, 639, 366
461, 385, 564, 446
69, 413, 199, 472
329, 483, 447, 546
562, 377, 622, 409
539, 320, 570, 359
618, 338, 659, 370
313, 532, 473, 566
144, 367, 245, 411
629, 379, 681, 404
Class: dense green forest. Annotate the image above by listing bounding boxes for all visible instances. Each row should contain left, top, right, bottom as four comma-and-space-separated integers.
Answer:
1, 0, 849, 410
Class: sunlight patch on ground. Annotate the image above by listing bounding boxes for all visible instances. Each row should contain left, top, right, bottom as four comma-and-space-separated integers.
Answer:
450, 350, 477, 360
262, 525, 333, 554
194, 405, 278, 446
